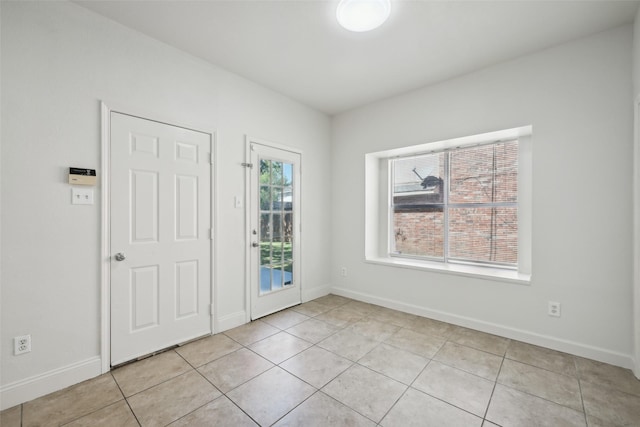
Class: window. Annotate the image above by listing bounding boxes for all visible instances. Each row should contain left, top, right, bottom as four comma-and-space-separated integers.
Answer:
364, 126, 531, 283
391, 141, 518, 269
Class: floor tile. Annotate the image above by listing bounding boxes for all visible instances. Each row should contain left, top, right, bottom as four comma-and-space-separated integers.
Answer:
485, 384, 586, 427
112, 350, 192, 396
384, 327, 446, 358
280, 346, 353, 388
506, 340, 577, 376
175, 333, 242, 367
317, 329, 379, 361
575, 357, 640, 397
22, 374, 123, 427
322, 364, 406, 423
374, 307, 417, 328
249, 331, 312, 364
227, 367, 315, 427
586, 414, 618, 427
0, 405, 21, 427
290, 301, 331, 317
168, 396, 257, 426
286, 318, 339, 343
224, 320, 280, 346
274, 392, 376, 427
198, 347, 273, 393
449, 327, 510, 356
314, 294, 351, 309
433, 341, 503, 380
342, 300, 380, 316
127, 370, 220, 426
403, 316, 455, 338
346, 318, 400, 342
498, 358, 582, 411
358, 343, 428, 385
380, 387, 482, 427
315, 307, 365, 328
262, 309, 310, 330
64, 400, 138, 427
413, 361, 494, 417
581, 380, 640, 426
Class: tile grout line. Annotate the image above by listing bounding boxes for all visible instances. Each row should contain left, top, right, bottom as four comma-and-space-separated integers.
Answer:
481, 350, 506, 424
111, 371, 143, 427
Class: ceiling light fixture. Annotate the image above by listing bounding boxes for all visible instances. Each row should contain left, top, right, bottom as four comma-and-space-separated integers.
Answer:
336, 0, 391, 32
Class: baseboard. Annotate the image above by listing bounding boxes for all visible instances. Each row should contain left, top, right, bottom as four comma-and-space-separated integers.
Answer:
0, 356, 102, 410
331, 286, 635, 370
216, 310, 246, 333
302, 283, 332, 302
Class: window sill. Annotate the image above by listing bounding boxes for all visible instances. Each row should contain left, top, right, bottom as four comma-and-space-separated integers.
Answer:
365, 256, 531, 285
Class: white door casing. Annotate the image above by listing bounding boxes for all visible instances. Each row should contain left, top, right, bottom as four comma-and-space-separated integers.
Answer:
248, 139, 302, 319
110, 112, 212, 365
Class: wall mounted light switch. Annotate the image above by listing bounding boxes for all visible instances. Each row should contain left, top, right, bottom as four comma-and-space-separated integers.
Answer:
72, 188, 94, 205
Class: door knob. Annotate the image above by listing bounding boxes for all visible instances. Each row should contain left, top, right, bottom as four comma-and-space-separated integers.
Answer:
114, 252, 126, 261
252, 242, 259, 248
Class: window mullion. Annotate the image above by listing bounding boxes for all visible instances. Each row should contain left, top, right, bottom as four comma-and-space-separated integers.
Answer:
443, 151, 449, 264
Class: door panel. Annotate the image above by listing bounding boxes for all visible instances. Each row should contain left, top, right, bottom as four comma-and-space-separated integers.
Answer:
250, 142, 301, 319
111, 112, 212, 365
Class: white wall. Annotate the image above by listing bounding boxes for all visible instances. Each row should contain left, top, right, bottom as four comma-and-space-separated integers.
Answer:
0, 0, 331, 405
331, 26, 634, 367
633, 6, 640, 377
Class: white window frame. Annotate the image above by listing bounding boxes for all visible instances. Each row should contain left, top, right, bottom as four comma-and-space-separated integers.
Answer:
365, 126, 532, 284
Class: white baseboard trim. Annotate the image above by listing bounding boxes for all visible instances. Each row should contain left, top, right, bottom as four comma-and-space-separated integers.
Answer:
216, 311, 246, 333
302, 283, 332, 303
0, 356, 102, 410
332, 286, 635, 370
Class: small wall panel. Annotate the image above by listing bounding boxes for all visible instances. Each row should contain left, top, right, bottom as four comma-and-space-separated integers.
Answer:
175, 260, 198, 319
130, 133, 159, 157
131, 170, 159, 243
175, 175, 198, 240
130, 265, 159, 331
176, 141, 198, 163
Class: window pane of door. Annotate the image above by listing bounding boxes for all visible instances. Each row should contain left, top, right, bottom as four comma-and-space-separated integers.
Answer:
259, 158, 295, 295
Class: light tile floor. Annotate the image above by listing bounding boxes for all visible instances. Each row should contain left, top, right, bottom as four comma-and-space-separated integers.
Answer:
3, 295, 640, 426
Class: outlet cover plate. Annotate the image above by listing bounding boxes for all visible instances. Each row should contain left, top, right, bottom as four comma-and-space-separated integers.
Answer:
14, 335, 31, 355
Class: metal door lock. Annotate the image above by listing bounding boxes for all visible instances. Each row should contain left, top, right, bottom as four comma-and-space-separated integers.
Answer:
114, 252, 126, 261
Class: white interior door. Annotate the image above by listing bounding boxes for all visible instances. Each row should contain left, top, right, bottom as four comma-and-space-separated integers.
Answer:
110, 112, 212, 365
249, 141, 301, 319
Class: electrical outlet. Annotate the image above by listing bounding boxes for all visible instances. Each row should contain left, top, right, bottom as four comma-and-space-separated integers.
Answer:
14, 335, 31, 355
548, 301, 561, 317
340, 267, 347, 277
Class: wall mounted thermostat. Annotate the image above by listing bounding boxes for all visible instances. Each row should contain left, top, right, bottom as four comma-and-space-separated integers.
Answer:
69, 167, 96, 185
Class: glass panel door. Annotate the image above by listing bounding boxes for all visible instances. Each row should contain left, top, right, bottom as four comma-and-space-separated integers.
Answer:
249, 141, 301, 319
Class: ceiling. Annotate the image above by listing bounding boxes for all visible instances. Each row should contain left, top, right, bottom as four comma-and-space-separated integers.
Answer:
76, 0, 639, 115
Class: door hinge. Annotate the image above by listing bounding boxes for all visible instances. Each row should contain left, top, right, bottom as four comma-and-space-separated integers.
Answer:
241, 162, 253, 169
208, 153, 214, 165
209, 304, 213, 315
209, 229, 214, 240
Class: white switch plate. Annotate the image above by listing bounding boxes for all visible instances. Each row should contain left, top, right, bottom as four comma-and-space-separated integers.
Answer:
72, 188, 94, 205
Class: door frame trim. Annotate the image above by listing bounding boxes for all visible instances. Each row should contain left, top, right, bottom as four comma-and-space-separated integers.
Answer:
244, 136, 303, 323
100, 101, 217, 373
634, 94, 640, 379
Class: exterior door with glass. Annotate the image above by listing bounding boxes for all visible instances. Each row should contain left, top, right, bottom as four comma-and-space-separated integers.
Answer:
249, 141, 301, 319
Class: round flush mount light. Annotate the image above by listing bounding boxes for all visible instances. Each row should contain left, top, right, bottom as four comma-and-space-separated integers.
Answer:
337, 0, 391, 32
